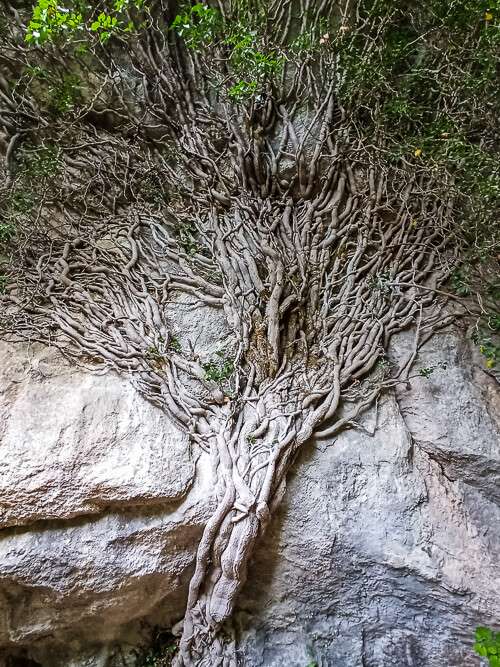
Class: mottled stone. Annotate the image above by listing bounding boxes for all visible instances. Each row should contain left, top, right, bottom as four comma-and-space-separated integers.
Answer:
0, 324, 498, 667
0, 341, 194, 528
235, 327, 500, 667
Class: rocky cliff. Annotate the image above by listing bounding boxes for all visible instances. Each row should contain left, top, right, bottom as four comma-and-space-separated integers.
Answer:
0, 324, 498, 667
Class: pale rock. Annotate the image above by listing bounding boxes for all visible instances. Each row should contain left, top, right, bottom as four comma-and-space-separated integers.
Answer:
235, 328, 500, 666
0, 324, 498, 667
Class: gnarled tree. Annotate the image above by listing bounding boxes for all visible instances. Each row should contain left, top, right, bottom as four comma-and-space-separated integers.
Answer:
0, 0, 498, 664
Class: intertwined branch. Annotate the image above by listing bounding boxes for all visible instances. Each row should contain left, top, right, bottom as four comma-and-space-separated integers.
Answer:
0, 1, 478, 664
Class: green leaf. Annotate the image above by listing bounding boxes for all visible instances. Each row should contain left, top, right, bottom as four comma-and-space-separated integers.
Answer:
477, 627, 494, 640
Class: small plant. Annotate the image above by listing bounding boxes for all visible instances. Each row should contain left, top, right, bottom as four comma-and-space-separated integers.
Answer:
474, 626, 500, 666
418, 361, 447, 378
0, 275, 7, 294
19, 144, 60, 179
24, 64, 51, 79
203, 352, 234, 385
176, 222, 199, 256
369, 271, 392, 295
168, 336, 181, 353
227, 28, 282, 79
478, 338, 499, 369
48, 74, 82, 114
472, 325, 500, 369
8, 190, 34, 215
228, 79, 258, 101
139, 173, 167, 207
0, 222, 15, 245
450, 268, 472, 297
376, 357, 392, 378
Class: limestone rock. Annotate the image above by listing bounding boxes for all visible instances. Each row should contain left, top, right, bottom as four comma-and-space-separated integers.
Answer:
0, 325, 498, 667
236, 328, 500, 666
0, 342, 195, 528
0, 340, 213, 666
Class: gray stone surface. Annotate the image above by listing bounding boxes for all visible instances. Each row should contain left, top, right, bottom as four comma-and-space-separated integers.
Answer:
235, 328, 500, 667
0, 342, 195, 528
0, 340, 214, 667
0, 325, 498, 666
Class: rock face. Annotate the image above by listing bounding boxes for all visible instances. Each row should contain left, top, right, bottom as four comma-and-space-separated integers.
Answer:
0, 326, 498, 666
235, 330, 500, 667
0, 341, 214, 667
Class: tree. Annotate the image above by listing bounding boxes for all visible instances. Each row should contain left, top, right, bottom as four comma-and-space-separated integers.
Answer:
0, 0, 498, 664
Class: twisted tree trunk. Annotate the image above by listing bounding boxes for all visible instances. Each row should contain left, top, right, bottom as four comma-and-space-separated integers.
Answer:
0, 1, 465, 664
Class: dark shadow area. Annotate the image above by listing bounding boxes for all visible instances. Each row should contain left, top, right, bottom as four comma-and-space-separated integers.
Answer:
5, 657, 43, 667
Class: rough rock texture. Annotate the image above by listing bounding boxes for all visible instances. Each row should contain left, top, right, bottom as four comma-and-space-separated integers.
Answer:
235, 329, 500, 667
0, 342, 214, 667
0, 325, 498, 666
0, 342, 195, 528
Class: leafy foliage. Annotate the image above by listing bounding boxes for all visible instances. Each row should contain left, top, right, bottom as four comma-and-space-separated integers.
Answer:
418, 362, 448, 378
25, 0, 84, 45
0, 221, 15, 246
48, 73, 82, 114
171, 3, 283, 100
474, 627, 500, 666
203, 352, 234, 386
25, 0, 144, 45
170, 2, 221, 50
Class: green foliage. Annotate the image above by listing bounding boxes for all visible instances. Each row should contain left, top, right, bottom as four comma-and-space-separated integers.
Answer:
479, 338, 499, 368
418, 362, 448, 378
203, 352, 234, 385
90, 12, 119, 42
226, 27, 282, 79
228, 80, 258, 101
450, 269, 473, 297
0, 222, 16, 245
289, 17, 331, 55
368, 271, 392, 295
176, 222, 199, 256
135, 172, 168, 208
7, 190, 35, 215
26, 0, 84, 45
330, 0, 500, 303
170, 3, 221, 50
48, 73, 82, 114
472, 327, 500, 369
25, 0, 145, 45
0, 275, 7, 294
171, 4, 282, 100
19, 145, 60, 179
474, 627, 500, 666
168, 336, 182, 353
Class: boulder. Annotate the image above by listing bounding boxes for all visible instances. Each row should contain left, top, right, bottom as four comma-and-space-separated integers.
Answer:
0, 341, 213, 667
